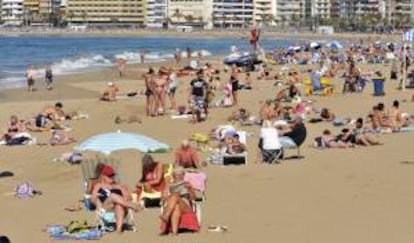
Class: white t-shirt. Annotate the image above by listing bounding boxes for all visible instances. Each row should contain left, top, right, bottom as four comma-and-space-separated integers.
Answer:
260, 127, 282, 150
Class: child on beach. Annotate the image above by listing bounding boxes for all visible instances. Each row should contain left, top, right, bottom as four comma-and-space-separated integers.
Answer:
45, 66, 53, 90
26, 65, 36, 92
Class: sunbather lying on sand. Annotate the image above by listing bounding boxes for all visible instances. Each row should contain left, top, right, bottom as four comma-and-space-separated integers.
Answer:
314, 129, 353, 149
114, 115, 142, 124
49, 130, 76, 146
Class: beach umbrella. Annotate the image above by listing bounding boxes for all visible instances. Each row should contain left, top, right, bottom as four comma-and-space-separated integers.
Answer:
287, 46, 302, 53
401, 29, 414, 91
74, 131, 170, 155
326, 41, 343, 49
310, 42, 321, 49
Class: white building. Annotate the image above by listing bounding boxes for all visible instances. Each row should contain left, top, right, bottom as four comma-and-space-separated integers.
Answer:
311, 0, 330, 19
1, 0, 24, 25
146, 0, 167, 28
168, 0, 212, 28
212, 0, 254, 28
385, 0, 414, 24
254, 0, 277, 25
275, 0, 304, 26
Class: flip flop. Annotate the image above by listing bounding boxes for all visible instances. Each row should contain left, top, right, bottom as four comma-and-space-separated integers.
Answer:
208, 225, 228, 232
0, 171, 14, 178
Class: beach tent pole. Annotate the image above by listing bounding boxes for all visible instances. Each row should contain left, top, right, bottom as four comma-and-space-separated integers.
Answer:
403, 42, 406, 92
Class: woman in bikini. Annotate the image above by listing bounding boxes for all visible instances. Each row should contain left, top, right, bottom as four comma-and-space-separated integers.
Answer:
320, 129, 350, 148
136, 154, 167, 195
159, 166, 197, 235
388, 100, 403, 130
91, 164, 141, 234
144, 68, 155, 116
153, 70, 168, 115
5, 115, 25, 138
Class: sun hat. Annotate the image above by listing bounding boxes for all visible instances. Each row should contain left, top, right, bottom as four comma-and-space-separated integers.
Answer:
101, 165, 116, 177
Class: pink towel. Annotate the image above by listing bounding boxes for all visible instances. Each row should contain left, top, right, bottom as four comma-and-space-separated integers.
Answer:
184, 172, 207, 192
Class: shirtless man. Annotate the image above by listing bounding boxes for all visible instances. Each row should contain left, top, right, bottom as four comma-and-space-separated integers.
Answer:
116, 58, 127, 77
100, 82, 119, 101
259, 100, 273, 124
153, 69, 168, 115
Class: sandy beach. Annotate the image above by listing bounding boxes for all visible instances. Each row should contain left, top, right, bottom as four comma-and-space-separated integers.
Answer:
1, 45, 414, 243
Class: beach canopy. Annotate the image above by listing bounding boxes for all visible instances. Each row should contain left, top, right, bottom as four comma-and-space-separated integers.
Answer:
309, 42, 321, 49
402, 29, 414, 42
326, 41, 343, 49
74, 131, 170, 155
287, 46, 302, 53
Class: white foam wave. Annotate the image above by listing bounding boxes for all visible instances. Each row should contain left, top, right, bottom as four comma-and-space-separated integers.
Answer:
50, 55, 112, 75
114, 51, 175, 63
181, 49, 212, 58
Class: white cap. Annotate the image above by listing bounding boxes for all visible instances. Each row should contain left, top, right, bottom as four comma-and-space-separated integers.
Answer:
107, 82, 114, 86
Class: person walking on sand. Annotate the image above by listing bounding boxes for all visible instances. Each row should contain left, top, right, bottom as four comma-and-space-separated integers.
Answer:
144, 67, 156, 116
175, 48, 181, 67
186, 46, 191, 66
45, 66, 53, 90
140, 51, 146, 64
26, 65, 36, 92
116, 58, 127, 77
250, 23, 259, 53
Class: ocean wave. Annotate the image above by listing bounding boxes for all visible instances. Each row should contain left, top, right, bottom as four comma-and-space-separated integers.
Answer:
0, 49, 213, 89
50, 55, 112, 75
114, 51, 175, 63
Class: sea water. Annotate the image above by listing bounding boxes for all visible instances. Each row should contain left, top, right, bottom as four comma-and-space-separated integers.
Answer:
0, 35, 291, 89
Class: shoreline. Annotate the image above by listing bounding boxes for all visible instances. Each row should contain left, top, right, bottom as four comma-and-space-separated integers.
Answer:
0, 29, 403, 42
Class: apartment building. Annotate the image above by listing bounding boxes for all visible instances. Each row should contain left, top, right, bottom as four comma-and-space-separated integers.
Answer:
168, 0, 212, 27
385, 0, 414, 24
66, 0, 146, 25
275, 0, 305, 25
254, 0, 276, 25
311, 0, 330, 19
212, 0, 254, 28
146, 0, 167, 27
1, 0, 24, 25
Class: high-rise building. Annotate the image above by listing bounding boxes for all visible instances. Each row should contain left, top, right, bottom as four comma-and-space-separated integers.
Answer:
66, 0, 146, 25
1, 0, 24, 25
211, 0, 254, 28
254, 0, 277, 25
385, 0, 414, 24
146, 0, 167, 28
311, 0, 330, 19
274, 0, 305, 26
168, 0, 212, 28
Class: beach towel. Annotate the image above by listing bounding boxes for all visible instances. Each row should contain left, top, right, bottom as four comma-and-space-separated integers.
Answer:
46, 221, 102, 240
160, 211, 200, 234
184, 172, 207, 192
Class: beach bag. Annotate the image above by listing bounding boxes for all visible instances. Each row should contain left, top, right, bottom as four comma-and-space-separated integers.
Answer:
15, 182, 35, 199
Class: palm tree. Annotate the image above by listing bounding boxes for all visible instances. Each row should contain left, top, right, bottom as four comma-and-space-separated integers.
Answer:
172, 8, 184, 24
184, 14, 194, 25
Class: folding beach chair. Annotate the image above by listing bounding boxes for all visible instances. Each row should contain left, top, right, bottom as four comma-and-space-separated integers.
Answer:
184, 170, 207, 201
81, 158, 137, 232
139, 163, 173, 208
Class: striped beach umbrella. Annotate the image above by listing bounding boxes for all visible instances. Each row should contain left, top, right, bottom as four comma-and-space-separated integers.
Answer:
402, 29, 414, 42
74, 131, 170, 155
